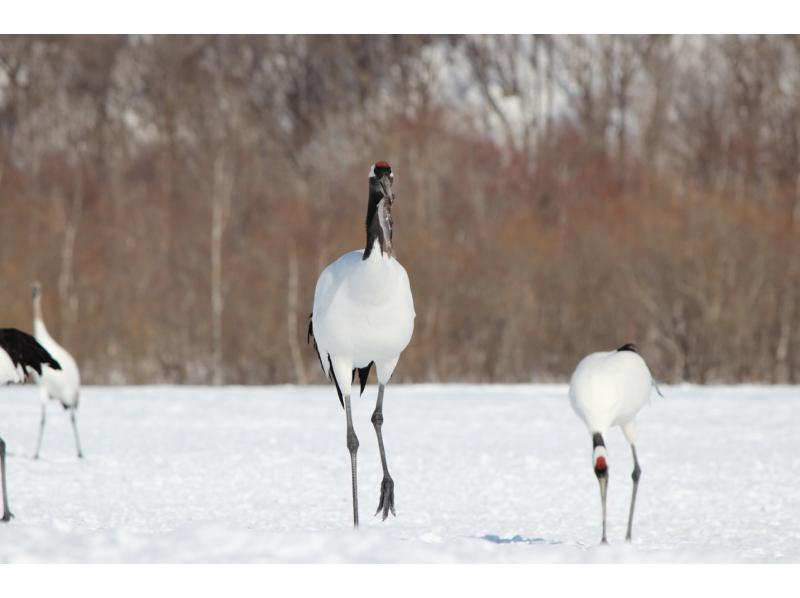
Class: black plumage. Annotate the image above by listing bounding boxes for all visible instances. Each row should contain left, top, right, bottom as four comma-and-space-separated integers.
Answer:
363, 164, 393, 260
308, 315, 325, 374
0, 328, 61, 378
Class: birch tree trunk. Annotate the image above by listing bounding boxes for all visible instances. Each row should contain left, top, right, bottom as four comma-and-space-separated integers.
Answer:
774, 171, 800, 383
287, 250, 308, 384
210, 154, 233, 386
58, 175, 84, 345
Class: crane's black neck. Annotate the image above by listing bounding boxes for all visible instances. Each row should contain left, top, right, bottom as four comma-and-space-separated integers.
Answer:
363, 184, 393, 260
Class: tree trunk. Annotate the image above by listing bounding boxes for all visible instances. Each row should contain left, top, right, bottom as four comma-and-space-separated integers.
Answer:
287, 250, 308, 384
210, 154, 232, 386
58, 174, 84, 345
774, 171, 800, 383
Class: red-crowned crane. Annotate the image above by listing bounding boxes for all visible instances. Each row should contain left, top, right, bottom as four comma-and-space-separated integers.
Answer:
32, 282, 83, 459
569, 343, 657, 544
0, 327, 61, 521
308, 161, 415, 528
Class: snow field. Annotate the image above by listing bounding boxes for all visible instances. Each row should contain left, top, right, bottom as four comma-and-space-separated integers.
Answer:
0, 384, 798, 562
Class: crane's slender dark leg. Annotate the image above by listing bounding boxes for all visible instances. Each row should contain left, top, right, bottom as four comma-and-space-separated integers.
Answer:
344, 393, 359, 528
33, 403, 46, 460
593, 432, 609, 544
70, 409, 84, 459
0, 437, 12, 522
625, 444, 642, 542
372, 384, 395, 520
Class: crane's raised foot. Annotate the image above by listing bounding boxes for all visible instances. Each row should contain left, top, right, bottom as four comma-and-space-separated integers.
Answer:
374, 475, 395, 521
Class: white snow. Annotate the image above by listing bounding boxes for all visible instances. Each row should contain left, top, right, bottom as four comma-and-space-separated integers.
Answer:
0, 383, 798, 563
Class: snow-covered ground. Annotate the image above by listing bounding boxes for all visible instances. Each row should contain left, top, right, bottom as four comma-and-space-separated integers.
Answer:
0, 384, 798, 563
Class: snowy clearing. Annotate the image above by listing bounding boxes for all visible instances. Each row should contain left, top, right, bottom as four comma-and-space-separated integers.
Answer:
0, 384, 798, 563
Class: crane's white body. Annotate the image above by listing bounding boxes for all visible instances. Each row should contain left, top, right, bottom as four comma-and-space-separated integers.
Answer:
569, 349, 653, 438
33, 319, 80, 408
312, 244, 415, 388
0, 349, 28, 385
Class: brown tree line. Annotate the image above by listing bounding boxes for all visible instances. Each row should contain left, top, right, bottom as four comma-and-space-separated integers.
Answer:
0, 35, 798, 385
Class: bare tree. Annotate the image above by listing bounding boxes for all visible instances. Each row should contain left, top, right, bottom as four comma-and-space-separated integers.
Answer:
1, 34, 799, 384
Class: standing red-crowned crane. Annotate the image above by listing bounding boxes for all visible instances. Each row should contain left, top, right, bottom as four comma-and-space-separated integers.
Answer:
0, 328, 61, 522
308, 161, 415, 528
32, 282, 83, 459
569, 343, 657, 543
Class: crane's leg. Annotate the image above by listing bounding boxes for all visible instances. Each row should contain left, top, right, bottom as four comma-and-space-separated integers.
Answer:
0, 437, 12, 522
331, 358, 359, 528
344, 392, 359, 528
623, 422, 642, 542
625, 445, 642, 542
592, 432, 609, 544
70, 409, 84, 459
372, 384, 395, 520
33, 402, 46, 460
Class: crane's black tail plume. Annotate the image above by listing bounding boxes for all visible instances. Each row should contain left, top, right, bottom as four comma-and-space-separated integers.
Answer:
0, 328, 61, 377
353, 363, 373, 397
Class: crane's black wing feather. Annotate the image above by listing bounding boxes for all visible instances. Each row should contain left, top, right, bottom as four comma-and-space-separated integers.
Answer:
307, 315, 325, 375
0, 328, 61, 377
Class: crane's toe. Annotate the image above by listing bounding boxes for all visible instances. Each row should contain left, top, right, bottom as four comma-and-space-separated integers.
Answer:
374, 476, 395, 521
1, 510, 14, 523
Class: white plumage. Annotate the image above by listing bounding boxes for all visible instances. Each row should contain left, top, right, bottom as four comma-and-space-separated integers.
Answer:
312, 249, 414, 385
0, 345, 30, 385
309, 160, 415, 527
33, 319, 80, 408
570, 348, 652, 436
31, 282, 83, 459
569, 344, 655, 543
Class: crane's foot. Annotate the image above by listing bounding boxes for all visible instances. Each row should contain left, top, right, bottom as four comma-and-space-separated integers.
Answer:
374, 476, 396, 521
1, 510, 14, 523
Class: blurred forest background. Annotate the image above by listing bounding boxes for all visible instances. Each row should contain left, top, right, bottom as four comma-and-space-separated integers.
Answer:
1, 35, 799, 385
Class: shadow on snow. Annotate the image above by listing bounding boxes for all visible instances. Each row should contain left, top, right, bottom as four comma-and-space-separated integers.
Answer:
479, 534, 561, 546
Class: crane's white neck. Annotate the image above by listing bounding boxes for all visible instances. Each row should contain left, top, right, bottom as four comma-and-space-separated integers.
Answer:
32, 294, 51, 341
